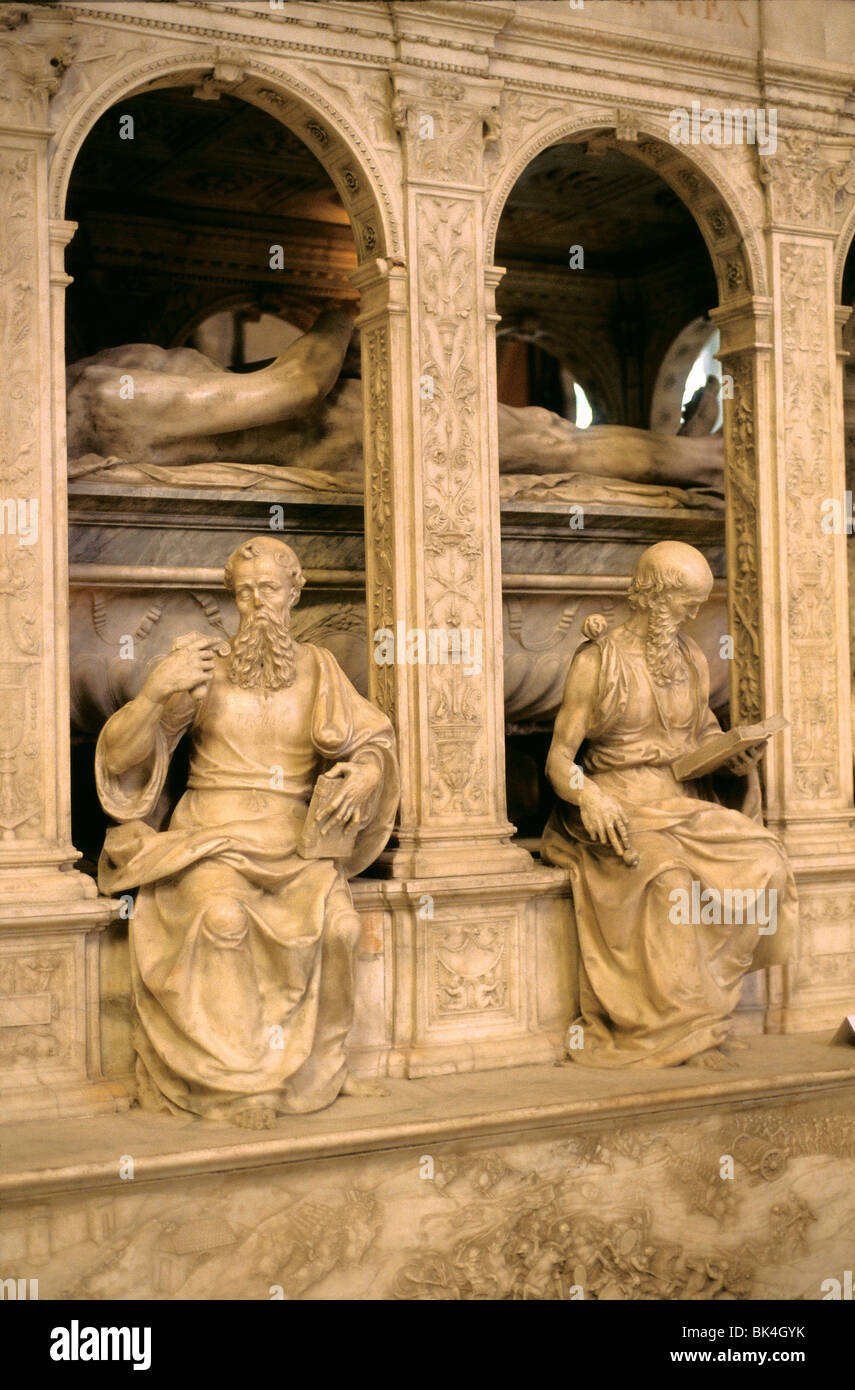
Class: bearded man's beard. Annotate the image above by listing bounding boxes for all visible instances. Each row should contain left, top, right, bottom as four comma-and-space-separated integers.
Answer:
644, 603, 689, 687
226, 609, 296, 690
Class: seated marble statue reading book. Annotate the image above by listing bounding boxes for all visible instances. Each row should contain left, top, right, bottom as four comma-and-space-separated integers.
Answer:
540, 542, 797, 1071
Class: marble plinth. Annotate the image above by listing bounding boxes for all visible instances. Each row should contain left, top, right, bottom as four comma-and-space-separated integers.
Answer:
1, 1034, 854, 1300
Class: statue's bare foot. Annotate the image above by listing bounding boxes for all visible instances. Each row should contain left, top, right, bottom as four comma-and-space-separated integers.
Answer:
232, 1105, 277, 1130
684, 1047, 739, 1072
340, 1075, 389, 1098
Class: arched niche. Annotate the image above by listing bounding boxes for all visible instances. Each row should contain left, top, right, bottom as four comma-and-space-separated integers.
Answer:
486, 120, 750, 840
54, 68, 397, 877
49, 54, 400, 259
485, 118, 763, 302
62, 84, 360, 359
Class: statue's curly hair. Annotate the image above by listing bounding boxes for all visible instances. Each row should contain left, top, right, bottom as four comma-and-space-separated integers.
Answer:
626, 566, 692, 611
223, 537, 306, 609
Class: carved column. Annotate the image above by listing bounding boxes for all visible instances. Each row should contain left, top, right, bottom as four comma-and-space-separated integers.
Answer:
713, 141, 855, 1032
340, 47, 573, 1076
377, 62, 527, 879
0, 8, 123, 1117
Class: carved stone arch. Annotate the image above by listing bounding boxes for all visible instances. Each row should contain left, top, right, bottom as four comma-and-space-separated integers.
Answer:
833, 202, 855, 306
48, 46, 400, 263
483, 109, 766, 304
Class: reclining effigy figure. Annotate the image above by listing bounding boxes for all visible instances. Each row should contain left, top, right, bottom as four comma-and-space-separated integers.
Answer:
67, 310, 724, 497
541, 542, 797, 1070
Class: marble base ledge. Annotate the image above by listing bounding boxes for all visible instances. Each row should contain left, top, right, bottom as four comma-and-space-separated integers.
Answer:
1, 1035, 854, 1300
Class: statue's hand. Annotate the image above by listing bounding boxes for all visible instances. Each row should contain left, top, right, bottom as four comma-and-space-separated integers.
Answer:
723, 741, 766, 776
317, 760, 381, 829
578, 783, 632, 859
141, 637, 216, 704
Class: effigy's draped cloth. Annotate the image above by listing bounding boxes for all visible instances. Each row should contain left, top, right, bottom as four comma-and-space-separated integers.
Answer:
541, 628, 797, 1068
96, 646, 398, 1117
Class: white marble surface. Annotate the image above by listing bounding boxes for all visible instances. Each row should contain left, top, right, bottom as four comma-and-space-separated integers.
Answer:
1, 1035, 854, 1299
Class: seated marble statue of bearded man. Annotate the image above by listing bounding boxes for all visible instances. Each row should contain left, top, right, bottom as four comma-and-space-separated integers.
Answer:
541, 541, 797, 1070
95, 536, 399, 1126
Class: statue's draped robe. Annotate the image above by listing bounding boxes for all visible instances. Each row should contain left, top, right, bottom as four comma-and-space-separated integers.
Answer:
541, 627, 797, 1068
96, 645, 398, 1118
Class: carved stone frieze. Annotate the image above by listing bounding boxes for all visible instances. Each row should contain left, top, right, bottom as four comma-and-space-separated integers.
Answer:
388, 1109, 849, 1300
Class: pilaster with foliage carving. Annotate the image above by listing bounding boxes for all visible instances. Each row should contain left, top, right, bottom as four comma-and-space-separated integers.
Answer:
0, 7, 73, 872
0, 6, 122, 1121
777, 241, 846, 808
390, 65, 523, 867
720, 352, 763, 729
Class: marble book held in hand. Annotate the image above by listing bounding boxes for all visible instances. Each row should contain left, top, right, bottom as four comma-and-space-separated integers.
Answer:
297, 774, 361, 859
672, 714, 789, 781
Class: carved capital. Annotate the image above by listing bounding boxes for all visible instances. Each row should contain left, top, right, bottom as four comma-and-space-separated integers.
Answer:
391, 64, 502, 185
761, 132, 855, 231
0, 4, 73, 129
